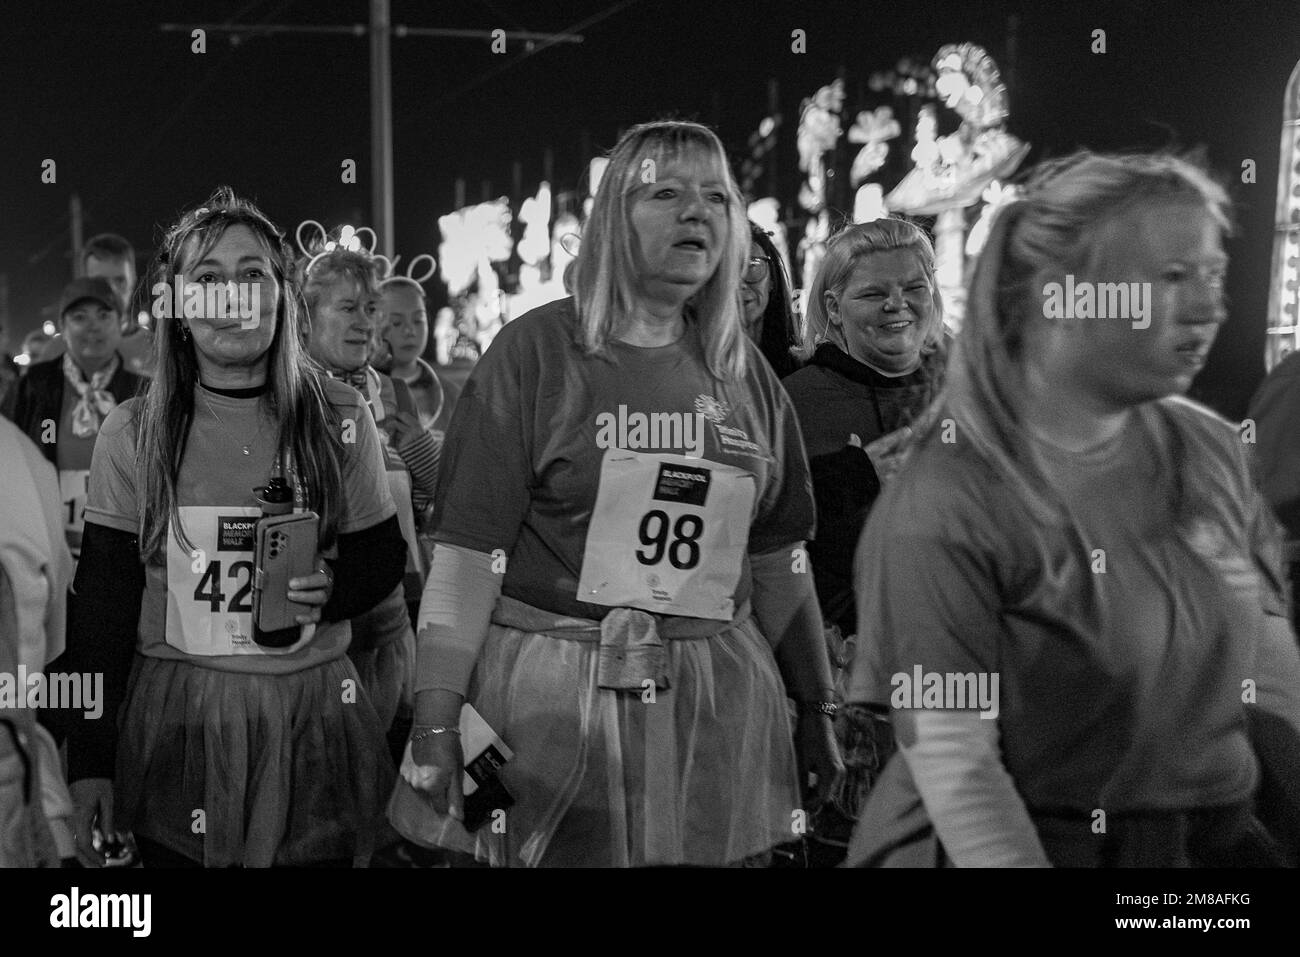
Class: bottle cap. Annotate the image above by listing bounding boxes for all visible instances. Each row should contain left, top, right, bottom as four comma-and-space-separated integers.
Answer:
254, 475, 294, 515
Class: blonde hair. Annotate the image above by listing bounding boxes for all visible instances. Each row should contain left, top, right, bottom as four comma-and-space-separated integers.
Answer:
300, 246, 385, 355
797, 217, 945, 362
569, 120, 749, 380
937, 150, 1231, 524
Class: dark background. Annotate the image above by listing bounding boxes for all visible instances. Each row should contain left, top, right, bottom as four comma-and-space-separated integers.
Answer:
3, 0, 1298, 417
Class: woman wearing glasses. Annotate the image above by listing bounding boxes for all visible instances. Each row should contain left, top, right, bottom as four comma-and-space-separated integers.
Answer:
740, 223, 800, 378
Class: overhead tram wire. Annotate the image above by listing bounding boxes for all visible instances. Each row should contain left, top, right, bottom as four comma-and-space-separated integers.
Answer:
424, 0, 642, 110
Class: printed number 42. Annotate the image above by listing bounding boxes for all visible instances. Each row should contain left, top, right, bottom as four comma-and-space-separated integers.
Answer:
636, 509, 703, 570
193, 560, 253, 613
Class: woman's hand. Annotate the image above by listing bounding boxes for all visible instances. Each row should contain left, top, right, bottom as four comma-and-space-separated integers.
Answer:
402, 730, 465, 821
388, 411, 426, 453
69, 777, 114, 868
797, 712, 846, 809
288, 555, 334, 626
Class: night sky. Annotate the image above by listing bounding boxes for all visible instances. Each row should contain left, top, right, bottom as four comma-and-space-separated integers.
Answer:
4, 0, 1299, 416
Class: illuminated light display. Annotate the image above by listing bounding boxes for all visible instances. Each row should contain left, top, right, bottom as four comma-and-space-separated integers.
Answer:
886, 42, 1030, 331
847, 105, 900, 188
796, 78, 846, 297
853, 184, 888, 225
1267, 60, 1300, 369
747, 198, 790, 276
437, 199, 514, 358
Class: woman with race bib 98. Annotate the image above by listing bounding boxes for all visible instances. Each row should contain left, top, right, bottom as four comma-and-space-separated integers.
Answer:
65, 189, 406, 867
390, 121, 843, 867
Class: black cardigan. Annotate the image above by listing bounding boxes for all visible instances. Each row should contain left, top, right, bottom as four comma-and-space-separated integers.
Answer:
0, 355, 145, 465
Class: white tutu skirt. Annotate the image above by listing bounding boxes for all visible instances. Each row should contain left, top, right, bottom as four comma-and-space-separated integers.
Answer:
389, 597, 801, 866
347, 588, 416, 734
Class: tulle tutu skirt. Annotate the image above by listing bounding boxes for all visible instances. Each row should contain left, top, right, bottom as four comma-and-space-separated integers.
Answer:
116, 653, 395, 867
347, 589, 416, 734
389, 596, 801, 867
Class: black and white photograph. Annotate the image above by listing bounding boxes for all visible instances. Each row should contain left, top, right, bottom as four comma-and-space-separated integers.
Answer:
2, 0, 1299, 941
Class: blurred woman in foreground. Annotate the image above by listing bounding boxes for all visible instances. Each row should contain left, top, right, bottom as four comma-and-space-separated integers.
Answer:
847, 152, 1300, 867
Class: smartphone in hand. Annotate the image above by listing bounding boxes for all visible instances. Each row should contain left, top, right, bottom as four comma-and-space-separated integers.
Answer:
252, 511, 319, 645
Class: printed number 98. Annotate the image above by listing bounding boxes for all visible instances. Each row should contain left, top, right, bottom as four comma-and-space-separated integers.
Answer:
636, 509, 703, 570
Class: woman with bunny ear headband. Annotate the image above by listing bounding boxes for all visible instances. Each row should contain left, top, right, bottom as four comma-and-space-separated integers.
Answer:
298, 228, 439, 740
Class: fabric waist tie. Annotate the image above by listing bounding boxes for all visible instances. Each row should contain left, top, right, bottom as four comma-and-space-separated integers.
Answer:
489, 594, 754, 692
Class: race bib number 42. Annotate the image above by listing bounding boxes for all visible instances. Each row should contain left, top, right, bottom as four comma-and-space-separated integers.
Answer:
577, 450, 756, 620
165, 506, 308, 656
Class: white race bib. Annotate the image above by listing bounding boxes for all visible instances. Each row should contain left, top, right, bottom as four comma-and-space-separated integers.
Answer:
577, 450, 757, 620
58, 469, 90, 558
165, 506, 312, 656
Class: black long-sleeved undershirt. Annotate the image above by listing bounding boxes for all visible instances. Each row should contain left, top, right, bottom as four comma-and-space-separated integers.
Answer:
66, 514, 406, 781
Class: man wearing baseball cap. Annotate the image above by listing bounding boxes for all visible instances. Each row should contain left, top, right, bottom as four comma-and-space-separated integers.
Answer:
44, 234, 155, 377
1, 276, 145, 561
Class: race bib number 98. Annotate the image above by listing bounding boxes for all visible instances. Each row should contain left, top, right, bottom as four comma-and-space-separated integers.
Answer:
165, 506, 308, 656
577, 450, 756, 620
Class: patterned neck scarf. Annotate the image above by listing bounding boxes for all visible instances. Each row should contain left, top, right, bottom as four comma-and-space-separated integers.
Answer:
62, 352, 120, 438
324, 365, 385, 421
327, 366, 369, 392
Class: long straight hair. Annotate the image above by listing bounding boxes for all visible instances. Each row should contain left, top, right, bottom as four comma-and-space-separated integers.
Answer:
797, 217, 945, 362
932, 151, 1232, 526
135, 187, 347, 560
748, 222, 801, 378
570, 120, 750, 380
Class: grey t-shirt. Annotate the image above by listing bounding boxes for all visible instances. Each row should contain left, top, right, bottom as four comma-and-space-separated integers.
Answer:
85, 377, 395, 674
850, 396, 1297, 813
432, 297, 815, 622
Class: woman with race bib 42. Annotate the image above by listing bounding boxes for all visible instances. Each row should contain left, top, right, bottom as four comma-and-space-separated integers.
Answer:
65, 189, 406, 867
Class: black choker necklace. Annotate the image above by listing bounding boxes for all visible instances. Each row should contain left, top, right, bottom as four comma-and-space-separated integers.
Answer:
200, 382, 269, 399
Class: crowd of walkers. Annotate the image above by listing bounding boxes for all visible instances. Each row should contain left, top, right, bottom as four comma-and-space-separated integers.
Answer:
2, 119, 1299, 868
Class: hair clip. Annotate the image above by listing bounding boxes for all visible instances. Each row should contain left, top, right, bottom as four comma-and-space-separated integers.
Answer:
559, 232, 582, 257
